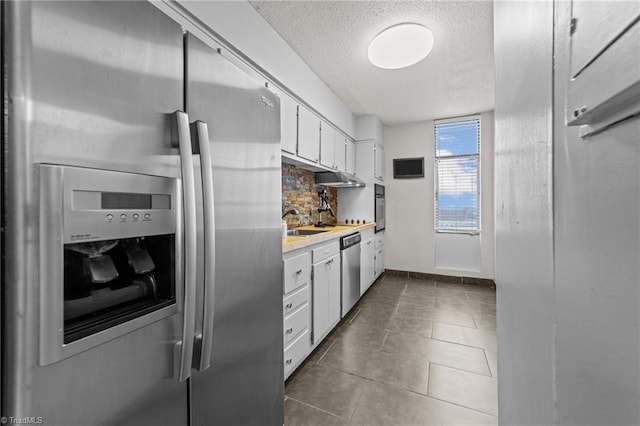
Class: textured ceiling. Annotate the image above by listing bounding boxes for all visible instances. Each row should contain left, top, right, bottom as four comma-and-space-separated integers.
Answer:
250, 0, 495, 126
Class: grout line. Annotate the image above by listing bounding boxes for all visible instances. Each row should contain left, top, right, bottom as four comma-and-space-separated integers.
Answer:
429, 361, 495, 379
285, 396, 356, 423
429, 334, 495, 353
348, 308, 361, 324
348, 379, 367, 421
426, 394, 498, 418
379, 329, 390, 349
482, 348, 497, 378
316, 339, 335, 363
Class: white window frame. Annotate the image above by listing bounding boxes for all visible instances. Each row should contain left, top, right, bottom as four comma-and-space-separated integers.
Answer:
434, 114, 481, 235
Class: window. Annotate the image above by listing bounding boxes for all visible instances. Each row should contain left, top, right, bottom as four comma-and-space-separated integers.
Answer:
434, 116, 480, 233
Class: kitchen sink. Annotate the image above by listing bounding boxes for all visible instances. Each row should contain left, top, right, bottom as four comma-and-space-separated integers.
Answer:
287, 229, 330, 236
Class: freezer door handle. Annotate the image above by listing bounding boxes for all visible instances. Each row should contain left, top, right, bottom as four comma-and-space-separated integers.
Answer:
173, 110, 196, 381
192, 120, 216, 372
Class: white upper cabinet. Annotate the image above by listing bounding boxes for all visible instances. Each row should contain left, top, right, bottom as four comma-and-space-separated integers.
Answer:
334, 134, 346, 172
280, 93, 298, 155
564, 1, 640, 137
345, 139, 355, 175
321, 121, 348, 172
319, 121, 335, 169
354, 114, 384, 144
297, 106, 320, 163
374, 143, 384, 182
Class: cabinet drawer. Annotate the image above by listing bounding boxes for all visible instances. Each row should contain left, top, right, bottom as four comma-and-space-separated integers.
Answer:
284, 251, 311, 294
312, 241, 340, 264
284, 303, 309, 346
284, 329, 310, 378
284, 284, 310, 317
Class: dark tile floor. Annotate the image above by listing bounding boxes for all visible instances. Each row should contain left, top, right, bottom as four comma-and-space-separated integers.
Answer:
284, 274, 498, 425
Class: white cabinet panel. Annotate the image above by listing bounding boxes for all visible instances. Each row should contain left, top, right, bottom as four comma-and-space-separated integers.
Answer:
283, 251, 311, 294
284, 303, 310, 346
297, 106, 320, 163
312, 253, 340, 344
284, 330, 309, 379
283, 284, 309, 318
361, 237, 375, 295
374, 248, 384, 279
280, 94, 298, 155
319, 122, 335, 169
570, 2, 640, 77
374, 143, 384, 182
346, 139, 355, 175
565, 2, 640, 137
312, 241, 340, 263
335, 135, 346, 172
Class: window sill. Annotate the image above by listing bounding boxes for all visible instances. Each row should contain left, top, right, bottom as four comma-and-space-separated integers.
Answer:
436, 230, 481, 236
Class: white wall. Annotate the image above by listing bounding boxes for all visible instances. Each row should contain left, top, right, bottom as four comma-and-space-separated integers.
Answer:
553, 3, 640, 424
495, 1, 640, 425
153, 0, 355, 137
494, 2, 555, 423
384, 111, 494, 279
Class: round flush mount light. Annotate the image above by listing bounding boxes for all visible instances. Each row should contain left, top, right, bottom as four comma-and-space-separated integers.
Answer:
368, 23, 434, 69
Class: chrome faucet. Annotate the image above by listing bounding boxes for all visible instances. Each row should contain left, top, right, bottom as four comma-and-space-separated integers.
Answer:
282, 208, 300, 219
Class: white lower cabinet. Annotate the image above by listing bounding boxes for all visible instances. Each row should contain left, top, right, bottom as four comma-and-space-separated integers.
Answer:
284, 330, 309, 379
283, 251, 312, 380
312, 242, 341, 346
374, 231, 385, 279
360, 227, 376, 295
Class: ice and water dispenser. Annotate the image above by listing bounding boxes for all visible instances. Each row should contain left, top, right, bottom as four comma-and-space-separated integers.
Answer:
39, 165, 182, 365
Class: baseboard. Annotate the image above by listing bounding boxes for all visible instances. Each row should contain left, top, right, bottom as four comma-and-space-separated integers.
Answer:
384, 269, 495, 288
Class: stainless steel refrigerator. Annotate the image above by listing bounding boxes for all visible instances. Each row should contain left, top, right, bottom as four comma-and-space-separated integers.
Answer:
1, 1, 284, 425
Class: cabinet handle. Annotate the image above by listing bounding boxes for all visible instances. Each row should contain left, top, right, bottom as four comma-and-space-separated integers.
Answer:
296, 269, 303, 275
286, 327, 294, 334
285, 303, 293, 310
285, 359, 292, 365
367, 241, 372, 245
326, 259, 333, 265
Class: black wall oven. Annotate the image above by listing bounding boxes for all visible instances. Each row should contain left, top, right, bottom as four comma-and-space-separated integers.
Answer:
375, 184, 385, 232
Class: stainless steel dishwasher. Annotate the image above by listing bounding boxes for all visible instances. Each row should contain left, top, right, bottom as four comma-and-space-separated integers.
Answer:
340, 232, 362, 318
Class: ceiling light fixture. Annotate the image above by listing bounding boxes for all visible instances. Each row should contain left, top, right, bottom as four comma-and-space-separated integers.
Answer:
368, 23, 434, 70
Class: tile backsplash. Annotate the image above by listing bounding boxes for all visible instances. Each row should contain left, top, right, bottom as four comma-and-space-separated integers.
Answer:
282, 163, 337, 227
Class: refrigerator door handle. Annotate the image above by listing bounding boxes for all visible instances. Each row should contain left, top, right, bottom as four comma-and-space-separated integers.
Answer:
172, 110, 197, 381
192, 120, 216, 372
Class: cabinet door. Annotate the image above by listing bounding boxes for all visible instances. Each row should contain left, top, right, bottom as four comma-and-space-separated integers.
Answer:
327, 254, 341, 327
280, 94, 298, 154
313, 253, 341, 343
360, 238, 375, 295
298, 106, 320, 163
374, 248, 384, 279
319, 122, 335, 168
346, 139, 356, 175
312, 261, 329, 343
334, 135, 346, 172
374, 143, 384, 181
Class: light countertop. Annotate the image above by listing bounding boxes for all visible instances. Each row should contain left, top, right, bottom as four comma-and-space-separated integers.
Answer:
283, 223, 375, 253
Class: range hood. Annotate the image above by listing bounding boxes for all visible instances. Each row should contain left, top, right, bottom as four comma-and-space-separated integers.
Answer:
314, 171, 366, 188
